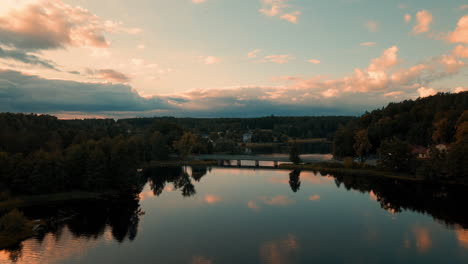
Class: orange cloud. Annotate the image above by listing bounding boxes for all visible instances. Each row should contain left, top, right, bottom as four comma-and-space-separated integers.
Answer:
192, 256, 212, 264
264, 54, 295, 64
248, 49, 262, 58
204, 194, 221, 204
308, 59, 321, 64
417, 87, 437, 98
247, 200, 260, 210
413, 10, 432, 34
456, 228, 468, 249
413, 227, 432, 252
261, 195, 295, 206
308, 194, 320, 201
448, 16, 468, 44
94, 69, 130, 83
280, 11, 300, 24
203, 56, 221, 65
452, 45, 468, 58
259, 0, 300, 24
0, 0, 140, 50
260, 234, 299, 264
404, 14, 412, 23
454, 87, 467, 93
360, 42, 377, 47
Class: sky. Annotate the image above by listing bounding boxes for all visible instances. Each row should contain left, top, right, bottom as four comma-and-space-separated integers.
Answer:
0, 0, 467, 118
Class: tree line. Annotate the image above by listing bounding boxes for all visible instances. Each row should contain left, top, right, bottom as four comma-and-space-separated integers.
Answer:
333, 92, 467, 181
0, 113, 209, 195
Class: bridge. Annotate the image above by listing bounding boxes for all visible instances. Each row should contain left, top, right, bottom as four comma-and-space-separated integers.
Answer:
191, 154, 335, 168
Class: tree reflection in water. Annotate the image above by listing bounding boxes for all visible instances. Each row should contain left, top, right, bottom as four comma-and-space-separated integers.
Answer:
144, 166, 209, 197
2, 198, 142, 262
289, 169, 468, 229
289, 169, 301, 193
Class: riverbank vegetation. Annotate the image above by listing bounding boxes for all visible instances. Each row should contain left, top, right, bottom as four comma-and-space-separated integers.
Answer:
333, 92, 467, 182
0, 209, 34, 248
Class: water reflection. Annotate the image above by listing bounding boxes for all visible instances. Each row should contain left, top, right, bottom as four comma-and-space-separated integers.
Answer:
330, 173, 468, 228
144, 166, 209, 197
288, 170, 301, 193
1, 198, 142, 263
1, 166, 467, 263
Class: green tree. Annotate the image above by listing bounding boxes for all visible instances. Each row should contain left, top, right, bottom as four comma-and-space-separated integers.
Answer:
378, 137, 414, 172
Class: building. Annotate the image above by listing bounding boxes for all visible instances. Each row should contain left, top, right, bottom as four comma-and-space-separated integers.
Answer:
412, 146, 428, 159
243, 132, 253, 143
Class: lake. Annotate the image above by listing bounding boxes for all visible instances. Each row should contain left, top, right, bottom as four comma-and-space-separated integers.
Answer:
1, 166, 467, 264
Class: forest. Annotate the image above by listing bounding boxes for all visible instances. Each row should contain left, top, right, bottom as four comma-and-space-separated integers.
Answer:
0, 114, 350, 196
333, 92, 467, 181
0, 92, 466, 196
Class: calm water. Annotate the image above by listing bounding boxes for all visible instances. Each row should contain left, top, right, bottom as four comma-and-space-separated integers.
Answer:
1, 167, 468, 264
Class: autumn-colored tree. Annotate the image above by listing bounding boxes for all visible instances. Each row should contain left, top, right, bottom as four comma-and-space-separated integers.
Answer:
353, 129, 372, 163
173, 132, 198, 159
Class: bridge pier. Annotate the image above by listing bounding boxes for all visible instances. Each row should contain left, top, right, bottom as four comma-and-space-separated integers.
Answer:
237, 160, 241, 167
274, 161, 278, 168
255, 160, 259, 167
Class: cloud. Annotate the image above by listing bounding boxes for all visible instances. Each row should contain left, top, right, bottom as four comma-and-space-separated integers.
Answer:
264, 54, 295, 64
452, 45, 468, 58
0, 0, 140, 50
417, 87, 437, 98
1, 45, 464, 118
204, 194, 221, 204
87, 69, 131, 83
203, 56, 221, 65
454, 87, 467, 93
365, 21, 379, 32
259, 0, 300, 24
384, 91, 404, 97
260, 234, 299, 264
321, 89, 338, 98
192, 0, 207, 3
460, 5, 468, 10
308, 59, 321, 64
0, 69, 173, 113
248, 49, 262, 58
280, 11, 300, 24
360, 42, 377, 47
260, 195, 295, 206
447, 16, 468, 44
413, 10, 432, 34
457, 228, 468, 249
192, 256, 212, 264
0, 46, 57, 69
404, 14, 412, 23
413, 227, 432, 253
308, 194, 320, 201
137, 44, 145, 50
259, 0, 285, 17
247, 201, 260, 210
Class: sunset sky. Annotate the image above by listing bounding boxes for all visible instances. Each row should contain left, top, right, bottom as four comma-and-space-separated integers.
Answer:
0, 0, 467, 118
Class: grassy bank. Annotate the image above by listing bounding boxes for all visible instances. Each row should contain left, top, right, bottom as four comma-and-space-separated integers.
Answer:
0, 191, 107, 211
278, 163, 421, 182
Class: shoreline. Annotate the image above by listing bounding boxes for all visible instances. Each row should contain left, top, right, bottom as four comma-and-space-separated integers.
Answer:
0, 191, 110, 211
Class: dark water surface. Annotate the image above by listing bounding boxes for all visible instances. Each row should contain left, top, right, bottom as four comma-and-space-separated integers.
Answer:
1, 167, 467, 264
